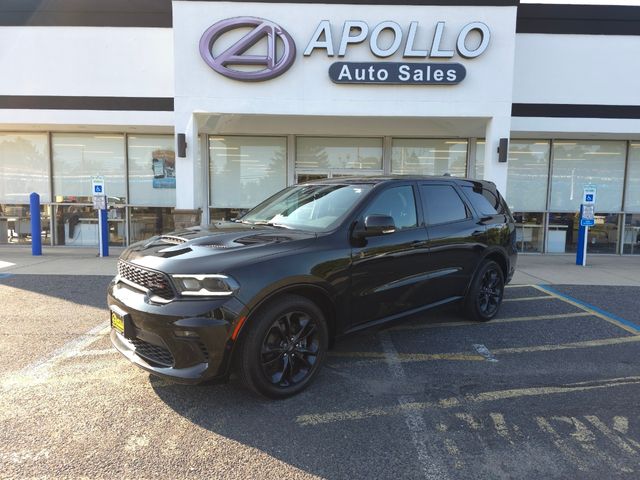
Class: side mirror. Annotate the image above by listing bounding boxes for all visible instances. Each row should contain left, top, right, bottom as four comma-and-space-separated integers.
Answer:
358, 214, 396, 237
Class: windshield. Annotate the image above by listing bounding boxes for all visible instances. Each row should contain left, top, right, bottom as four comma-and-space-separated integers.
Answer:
240, 183, 373, 232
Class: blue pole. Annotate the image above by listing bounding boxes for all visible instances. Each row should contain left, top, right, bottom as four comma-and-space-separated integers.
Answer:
576, 205, 586, 266
29, 192, 42, 256
100, 208, 109, 257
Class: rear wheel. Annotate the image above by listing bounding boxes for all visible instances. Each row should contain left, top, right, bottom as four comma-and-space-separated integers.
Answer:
238, 295, 328, 399
464, 260, 505, 322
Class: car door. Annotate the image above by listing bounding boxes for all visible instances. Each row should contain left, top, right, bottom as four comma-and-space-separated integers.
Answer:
349, 183, 431, 327
419, 182, 485, 304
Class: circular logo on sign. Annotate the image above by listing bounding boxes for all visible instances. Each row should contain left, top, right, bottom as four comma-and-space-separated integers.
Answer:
199, 17, 297, 82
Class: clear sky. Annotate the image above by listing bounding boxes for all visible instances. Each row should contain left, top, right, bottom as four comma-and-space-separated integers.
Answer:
520, 0, 640, 4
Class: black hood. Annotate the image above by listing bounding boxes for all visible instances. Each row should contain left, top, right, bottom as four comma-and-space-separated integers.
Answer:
120, 222, 317, 274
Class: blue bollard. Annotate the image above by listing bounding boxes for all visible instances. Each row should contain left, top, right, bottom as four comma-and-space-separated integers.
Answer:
100, 208, 109, 257
30, 192, 42, 256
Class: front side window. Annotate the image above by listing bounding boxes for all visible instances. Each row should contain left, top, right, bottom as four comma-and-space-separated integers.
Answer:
241, 184, 372, 232
421, 184, 469, 225
362, 185, 418, 230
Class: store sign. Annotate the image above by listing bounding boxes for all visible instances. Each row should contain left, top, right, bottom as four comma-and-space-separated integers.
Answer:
199, 17, 490, 85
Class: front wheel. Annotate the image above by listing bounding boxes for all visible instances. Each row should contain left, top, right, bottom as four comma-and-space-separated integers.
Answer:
238, 295, 328, 399
464, 260, 505, 322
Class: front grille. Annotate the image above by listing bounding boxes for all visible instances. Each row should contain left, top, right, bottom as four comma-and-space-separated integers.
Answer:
131, 338, 174, 367
117, 261, 174, 300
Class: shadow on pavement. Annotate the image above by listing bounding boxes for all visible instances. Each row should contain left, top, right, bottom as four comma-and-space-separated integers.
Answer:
0, 274, 111, 309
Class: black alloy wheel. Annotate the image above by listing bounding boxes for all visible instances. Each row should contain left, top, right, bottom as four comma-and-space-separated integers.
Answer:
260, 311, 320, 387
465, 260, 505, 322
238, 294, 328, 399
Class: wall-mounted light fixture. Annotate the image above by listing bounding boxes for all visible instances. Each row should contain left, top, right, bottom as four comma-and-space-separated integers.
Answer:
498, 138, 509, 163
177, 133, 187, 158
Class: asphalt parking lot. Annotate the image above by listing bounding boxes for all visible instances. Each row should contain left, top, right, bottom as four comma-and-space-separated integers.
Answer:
2, 274, 640, 479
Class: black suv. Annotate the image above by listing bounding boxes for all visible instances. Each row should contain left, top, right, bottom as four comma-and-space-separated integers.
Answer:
108, 177, 517, 398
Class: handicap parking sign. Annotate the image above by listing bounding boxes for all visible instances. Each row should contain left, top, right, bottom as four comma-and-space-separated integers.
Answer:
585, 194, 593, 202
91, 176, 105, 196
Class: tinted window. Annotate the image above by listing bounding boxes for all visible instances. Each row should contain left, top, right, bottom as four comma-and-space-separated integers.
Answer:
420, 184, 469, 225
462, 184, 505, 215
363, 185, 417, 230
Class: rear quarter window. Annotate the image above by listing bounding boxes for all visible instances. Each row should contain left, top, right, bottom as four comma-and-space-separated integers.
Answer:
462, 184, 505, 216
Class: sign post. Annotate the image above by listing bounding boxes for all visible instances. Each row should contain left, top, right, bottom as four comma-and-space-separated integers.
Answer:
576, 185, 596, 266
91, 176, 109, 257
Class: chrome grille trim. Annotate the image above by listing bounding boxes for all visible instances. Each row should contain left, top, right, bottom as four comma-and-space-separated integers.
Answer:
117, 261, 175, 301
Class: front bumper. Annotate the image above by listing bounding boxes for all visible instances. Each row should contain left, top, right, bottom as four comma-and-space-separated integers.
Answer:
108, 279, 245, 384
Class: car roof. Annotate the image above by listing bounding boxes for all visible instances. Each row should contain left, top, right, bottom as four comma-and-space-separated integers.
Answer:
299, 175, 495, 188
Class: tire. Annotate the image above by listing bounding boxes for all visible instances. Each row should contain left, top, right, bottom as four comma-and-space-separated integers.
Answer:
464, 260, 505, 322
238, 294, 328, 399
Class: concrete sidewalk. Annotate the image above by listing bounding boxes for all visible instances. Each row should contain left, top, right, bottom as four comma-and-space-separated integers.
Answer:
0, 245, 639, 286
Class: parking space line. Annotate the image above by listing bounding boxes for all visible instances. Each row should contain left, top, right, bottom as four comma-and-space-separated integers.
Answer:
329, 351, 485, 362
534, 285, 640, 335
503, 295, 553, 302
329, 335, 640, 366
296, 375, 640, 426
379, 331, 453, 479
1, 321, 109, 388
389, 312, 592, 332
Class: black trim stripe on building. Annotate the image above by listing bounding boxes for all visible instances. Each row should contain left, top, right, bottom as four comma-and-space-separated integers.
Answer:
0, 96, 174, 112
0, 0, 173, 28
0, 0, 518, 27
512, 104, 640, 120
517, 4, 640, 36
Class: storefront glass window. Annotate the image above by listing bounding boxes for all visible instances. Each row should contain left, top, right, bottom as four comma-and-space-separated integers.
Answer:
625, 143, 640, 212
512, 212, 544, 253
52, 134, 126, 202
129, 207, 175, 243
550, 140, 625, 212
209, 136, 287, 219
296, 137, 382, 171
506, 141, 550, 212
392, 139, 467, 177
127, 135, 176, 207
0, 133, 50, 203
474, 140, 485, 179
623, 214, 640, 255
547, 211, 619, 254
0, 204, 50, 245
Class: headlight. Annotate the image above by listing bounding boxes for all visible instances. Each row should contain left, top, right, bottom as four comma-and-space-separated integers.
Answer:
171, 274, 239, 297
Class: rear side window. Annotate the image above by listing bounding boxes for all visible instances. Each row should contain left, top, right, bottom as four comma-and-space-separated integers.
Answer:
420, 184, 469, 225
461, 184, 505, 216
363, 185, 418, 230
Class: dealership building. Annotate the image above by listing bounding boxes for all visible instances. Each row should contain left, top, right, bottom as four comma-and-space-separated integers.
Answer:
0, 0, 639, 254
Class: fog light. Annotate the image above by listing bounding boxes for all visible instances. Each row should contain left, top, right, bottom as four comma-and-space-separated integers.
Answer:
175, 330, 199, 338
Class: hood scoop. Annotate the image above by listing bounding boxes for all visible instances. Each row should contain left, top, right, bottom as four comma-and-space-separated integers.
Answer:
159, 235, 188, 245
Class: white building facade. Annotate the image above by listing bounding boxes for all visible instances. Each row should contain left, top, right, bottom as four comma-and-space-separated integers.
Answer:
0, 0, 639, 254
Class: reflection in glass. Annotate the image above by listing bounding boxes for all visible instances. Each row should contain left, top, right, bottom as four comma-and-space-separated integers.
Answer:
550, 141, 625, 212
588, 213, 619, 254
392, 139, 467, 176
507, 141, 550, 212
623, 214, 640, 255
625, 144, 640, 212
0, 133, 50, 203
474, 140, 485, 179
210, 136, 286, 209
547, 213, 577, 253
0, 204, 50, 245
512, 212, 544, 253
54, 205, 98, 246
129, 207, 175, 243
128, 135, 176, 207
296, 137, 382, 171
52, 133, 126, 202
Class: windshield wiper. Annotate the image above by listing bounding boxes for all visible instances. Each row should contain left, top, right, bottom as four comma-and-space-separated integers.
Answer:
252, 221, 293, 229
